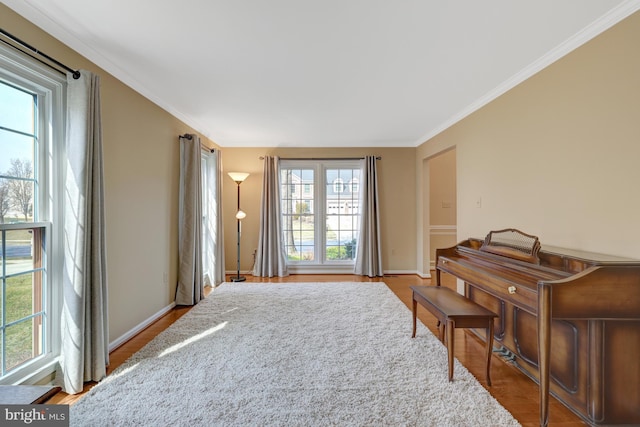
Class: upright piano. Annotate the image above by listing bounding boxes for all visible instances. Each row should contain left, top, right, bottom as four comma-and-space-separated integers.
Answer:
435, 229, 640, 427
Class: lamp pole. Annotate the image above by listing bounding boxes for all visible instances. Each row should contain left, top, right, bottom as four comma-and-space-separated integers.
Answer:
228, 172, 249, 282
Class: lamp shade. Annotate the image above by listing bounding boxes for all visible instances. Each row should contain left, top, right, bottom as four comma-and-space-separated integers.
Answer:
235, 209, 246, 219
228, 172, 249, 183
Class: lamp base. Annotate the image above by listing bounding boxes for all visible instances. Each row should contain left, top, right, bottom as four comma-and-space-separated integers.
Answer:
230, 276, 246, 282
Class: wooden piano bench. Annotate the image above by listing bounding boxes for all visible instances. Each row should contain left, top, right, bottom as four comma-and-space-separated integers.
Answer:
410, 285, 497, 385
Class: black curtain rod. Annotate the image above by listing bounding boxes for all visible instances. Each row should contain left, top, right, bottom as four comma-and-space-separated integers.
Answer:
0, 28, 80, 79
259, 156, 381, 161
179, 134, 214, 152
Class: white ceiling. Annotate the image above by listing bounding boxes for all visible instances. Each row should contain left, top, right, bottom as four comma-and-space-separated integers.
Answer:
2, 0, 639, 147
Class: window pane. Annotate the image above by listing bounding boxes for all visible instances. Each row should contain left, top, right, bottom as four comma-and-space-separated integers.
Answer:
6, 273, 33, 324
326, 245, 340, 260
4, 229, 35, 275
0, 82, 35, 135
0, 129, 36, 225
0, 129, 35, 177
5, 320, 38, 371
298, 245, 314, 261
1, 177, 34, 224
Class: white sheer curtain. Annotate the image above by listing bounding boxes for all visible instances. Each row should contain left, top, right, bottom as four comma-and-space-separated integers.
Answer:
59, 70, 109, 394
253, 155, 289, 277
354, 156, 383, 277
176, 134, 204, 305
202, 148, 225, 286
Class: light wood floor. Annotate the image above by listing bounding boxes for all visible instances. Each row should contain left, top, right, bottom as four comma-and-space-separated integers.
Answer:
47, 274, 585, 426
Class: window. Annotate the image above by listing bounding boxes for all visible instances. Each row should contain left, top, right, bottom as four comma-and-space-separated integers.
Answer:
280, 160, 361, 272
0, 45, 65, 384
201, 150, 219, 286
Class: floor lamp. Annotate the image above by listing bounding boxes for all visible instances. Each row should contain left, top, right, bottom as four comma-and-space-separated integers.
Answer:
228, 172, 249, 282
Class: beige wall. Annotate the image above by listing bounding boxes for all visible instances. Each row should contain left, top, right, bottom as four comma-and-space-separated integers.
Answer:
417, 11, 640, 260
0, 5, 219, 342
222, 147, 417, 274
428, 148, 457, 267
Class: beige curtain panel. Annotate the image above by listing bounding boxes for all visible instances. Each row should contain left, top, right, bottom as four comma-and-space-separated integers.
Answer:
253, 155, 289, 277
59, 70, 109, 394
176, 135, 204, 305
354, 155, 383, 277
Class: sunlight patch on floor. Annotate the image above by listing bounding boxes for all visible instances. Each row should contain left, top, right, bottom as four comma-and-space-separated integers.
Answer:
158, 322, 228, 358
101, 362, 140, 384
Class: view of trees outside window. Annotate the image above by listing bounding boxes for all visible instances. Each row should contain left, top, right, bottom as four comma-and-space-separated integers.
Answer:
1, 158, 34, 222
280, 162, 361, 264
1, 81, 36, 224
0, 79, 46, 376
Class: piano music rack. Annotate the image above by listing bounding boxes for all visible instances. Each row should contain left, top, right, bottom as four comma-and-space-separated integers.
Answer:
480, 228, 541, 264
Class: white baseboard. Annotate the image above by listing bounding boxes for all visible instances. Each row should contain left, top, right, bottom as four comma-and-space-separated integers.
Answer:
383, 270, 431, 279
109, 302, 176, 352
417, 271, 432, 279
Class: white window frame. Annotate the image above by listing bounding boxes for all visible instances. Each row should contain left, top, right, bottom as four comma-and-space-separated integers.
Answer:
280, 159, 360, 274
0, 43, 65, 385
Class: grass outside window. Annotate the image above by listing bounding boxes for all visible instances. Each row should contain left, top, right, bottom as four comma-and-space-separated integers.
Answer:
0, 226, 45, 375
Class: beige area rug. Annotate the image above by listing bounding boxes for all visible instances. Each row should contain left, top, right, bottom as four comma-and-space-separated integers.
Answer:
71, 282, 520, 426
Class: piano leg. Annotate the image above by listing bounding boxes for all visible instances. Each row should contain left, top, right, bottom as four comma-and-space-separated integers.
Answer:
412, 296, 417, 338
447, 318, 455, 382
435, 270, 442, 331
485, 320, 494, 387
538, 285, 552, 427
588, 320, 605, 422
